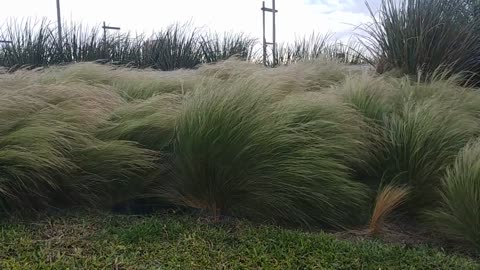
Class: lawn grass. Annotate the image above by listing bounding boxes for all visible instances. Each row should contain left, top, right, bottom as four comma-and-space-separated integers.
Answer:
0, 213, 477, 270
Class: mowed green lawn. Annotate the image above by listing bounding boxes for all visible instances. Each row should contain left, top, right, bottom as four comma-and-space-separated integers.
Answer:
0, 213, 477, 269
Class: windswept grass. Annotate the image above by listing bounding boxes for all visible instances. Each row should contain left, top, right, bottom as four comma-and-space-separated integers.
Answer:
98, 93, 183, 151
428, 140, 480, 250
379, 100, 477, 207
339, 74, 480, 210
155, 77, 370, 227
0, 59, 480, 254
0, 73, 155, 214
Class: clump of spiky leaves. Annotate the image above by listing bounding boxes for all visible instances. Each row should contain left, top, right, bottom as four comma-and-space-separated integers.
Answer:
155, 76, 371, 227
274, 33, 368, 66
0, 19, 259, 70
427, 140, 480, 250
276, 33, 332, 65
0, 18, 55, 69
200, 32, 256, 63
362, 0, 480, 84
368, 184, 409, 235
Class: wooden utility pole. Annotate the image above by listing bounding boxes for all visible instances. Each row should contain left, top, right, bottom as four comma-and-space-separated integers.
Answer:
261, 0, 278, 67
102, 21, 121, 59
272, 0, 276, 66
262, 1, 267, 66
56, 0, 63, 53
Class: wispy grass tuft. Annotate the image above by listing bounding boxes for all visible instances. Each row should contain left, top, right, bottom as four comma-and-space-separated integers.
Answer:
155, 77, 370, 227
0, 74, 155, 214
339, 74, 480, 212
368, 184, 409, 235
427, 139, 480, 250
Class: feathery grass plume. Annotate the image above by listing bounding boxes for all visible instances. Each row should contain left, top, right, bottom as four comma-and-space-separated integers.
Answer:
362, 0, 480, 84
0, 121, 81, 213
96, 92, 181, 203
393, 72, 480, 122
276, 59, 350, 91
44, 62, 201, 100
368, 184, 409, 235
197, 58, 265, 81
0, 69, 156, 214
0, 73, 124, 134
0, 120, 153, 212
41, 62, 117, 85
64, 140, 156, 207
340, 73, 480, 210
110, 68, 200, 100
98, 93, 183, 151
156, 76, 370, 227
427, 139, 480, 250
203, 58, 352, 94
279, 92, 374, 173
337, 74, 397, 182
340, 73, 395, 123
196, 58, 304, 95
380, 100, 478, 209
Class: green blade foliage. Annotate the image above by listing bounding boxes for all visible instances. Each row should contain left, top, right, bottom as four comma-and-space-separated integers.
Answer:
427, 140, 480, 250
154, 77, 371, 227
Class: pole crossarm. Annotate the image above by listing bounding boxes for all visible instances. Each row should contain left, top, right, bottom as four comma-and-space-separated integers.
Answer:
102, 26, 121, 30
102, 21, 121, 59
261, 7, 278, 12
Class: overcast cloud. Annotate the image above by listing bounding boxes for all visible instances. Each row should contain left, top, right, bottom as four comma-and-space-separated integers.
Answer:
1, 0, 381, 43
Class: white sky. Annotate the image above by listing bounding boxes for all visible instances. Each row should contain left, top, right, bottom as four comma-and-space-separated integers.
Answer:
0, 0, 381, 43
